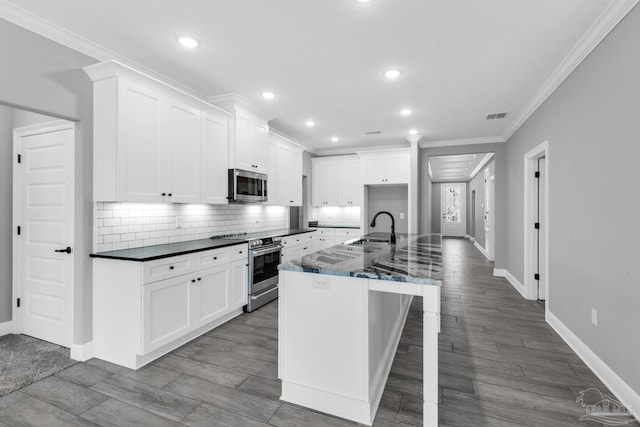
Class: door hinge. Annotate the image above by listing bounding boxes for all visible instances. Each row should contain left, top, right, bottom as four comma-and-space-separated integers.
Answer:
534, 171, 540, 178
16, 298, 20, 308
534, 222, 540, 229
17, 226, 21, 235
534, 273, 540, 281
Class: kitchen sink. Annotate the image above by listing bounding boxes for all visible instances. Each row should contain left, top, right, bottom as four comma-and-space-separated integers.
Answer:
343, 237, 389, 246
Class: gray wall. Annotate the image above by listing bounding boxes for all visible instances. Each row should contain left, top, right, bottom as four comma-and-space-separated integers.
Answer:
503, 4, 640, 393
467, 159, 495, 248
367, 185, 408, 234
0, 106, 14, 323
1, 18, 97, 343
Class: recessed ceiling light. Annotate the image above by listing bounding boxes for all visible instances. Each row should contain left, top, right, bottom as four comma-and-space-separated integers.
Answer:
409, 129, 418, 135
305, 120, 316, 127
262, 92, 276, 100
177, 36, 199, 48
331, 136, 339, 142
384, 69, 401, 79
400, 108, 413, 116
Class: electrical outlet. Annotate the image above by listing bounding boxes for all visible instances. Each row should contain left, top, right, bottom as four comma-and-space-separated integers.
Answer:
313, 277, 330, 290
591, 308, 598, 327
400, 212, 405, 219
175, 216, 183, 229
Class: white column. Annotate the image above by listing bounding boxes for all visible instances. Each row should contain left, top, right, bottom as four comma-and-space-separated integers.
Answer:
423, 285, 440, 426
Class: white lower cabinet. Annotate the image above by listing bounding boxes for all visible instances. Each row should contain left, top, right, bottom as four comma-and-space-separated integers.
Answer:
93, 243, 248, 369
281, 232, 315, 262
311, 228, 362, 252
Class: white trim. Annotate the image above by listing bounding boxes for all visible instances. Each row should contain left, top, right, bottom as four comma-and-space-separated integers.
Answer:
546, 311, 640, 421
502, 0, 640, 141
464, 234, 475, 242
524, 141, 549, 302
70, 341, 94, 361
0, 0, 205, 99
0, 321, 15, 336
418, 136, 505, 149
474, 241, 489, 260
469, 152, 495, 180
493, 269, 526, 299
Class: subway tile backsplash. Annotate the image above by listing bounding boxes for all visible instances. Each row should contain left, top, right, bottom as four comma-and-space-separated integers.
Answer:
314, 206, 361, 227
95, 202, 289, 252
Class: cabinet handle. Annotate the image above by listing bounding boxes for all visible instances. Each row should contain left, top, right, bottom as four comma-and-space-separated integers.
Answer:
169, 266, 175, 270
290, 200, 294, 203
197, 277, 202, 281
191, 279, 196, 283
168, 193, 172, 197
239, 251, 243, 254
161, 192, 166, 196
213, 256, 217, 260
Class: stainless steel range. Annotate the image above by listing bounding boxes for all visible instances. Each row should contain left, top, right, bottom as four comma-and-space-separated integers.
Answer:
246, 236, 282, 312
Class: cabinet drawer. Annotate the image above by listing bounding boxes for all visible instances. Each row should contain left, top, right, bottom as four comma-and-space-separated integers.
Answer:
143, 255, 193, 284
194, 247, 231, 270
231, 244, 249, 261
335, 229, 362, 243
282, 234, 304, 248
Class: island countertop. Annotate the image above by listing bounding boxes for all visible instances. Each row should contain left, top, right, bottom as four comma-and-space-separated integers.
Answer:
279, 233, 443, 285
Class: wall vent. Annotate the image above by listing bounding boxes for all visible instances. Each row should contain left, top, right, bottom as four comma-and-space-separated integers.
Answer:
486, 112, 509, 120
365, 130, 381, 135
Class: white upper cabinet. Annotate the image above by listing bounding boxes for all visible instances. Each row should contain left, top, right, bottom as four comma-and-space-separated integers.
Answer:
84, 60, 230, 203
337, 157, 361, 206
311, 158, 339, 206
361, 149, 410, 185
312, 155, 360, 207
268, 132, 304, 206
209, 94, 274, 174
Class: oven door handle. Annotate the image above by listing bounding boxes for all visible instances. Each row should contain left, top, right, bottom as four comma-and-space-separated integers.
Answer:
251, 286, 278, 300
250, 246, 282, 256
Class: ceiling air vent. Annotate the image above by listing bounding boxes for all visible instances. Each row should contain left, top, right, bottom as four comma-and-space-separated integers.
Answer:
365, 130, 381, 135
486, 112, 509, 120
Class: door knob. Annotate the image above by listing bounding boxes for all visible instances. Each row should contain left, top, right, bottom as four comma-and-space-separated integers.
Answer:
54, 247, 72, 254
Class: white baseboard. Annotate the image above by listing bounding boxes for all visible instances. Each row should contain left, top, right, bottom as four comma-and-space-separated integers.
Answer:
70, 341, 94, 361
464, 234, 475, 242
546, 311, 640, 421
0, 321, 15, 336
474, 241, 489, 260
493, 268, 527, 298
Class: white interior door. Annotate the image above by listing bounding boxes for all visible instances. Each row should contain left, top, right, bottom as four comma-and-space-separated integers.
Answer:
537, 158, 547, 300
484, 171, 495, 260
14, 121, 75, 347
441, 183, 466, 237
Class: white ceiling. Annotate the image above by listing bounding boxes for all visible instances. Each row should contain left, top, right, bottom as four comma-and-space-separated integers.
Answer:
429, 153, 492, 182
1, 0, 628, 153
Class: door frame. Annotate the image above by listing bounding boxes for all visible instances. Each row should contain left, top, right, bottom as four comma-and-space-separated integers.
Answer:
12, 120, 76, 343
524, 141, 549, 302
440, 182, 467, 237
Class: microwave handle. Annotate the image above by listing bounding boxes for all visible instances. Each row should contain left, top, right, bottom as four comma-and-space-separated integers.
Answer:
262, 175, 267, 199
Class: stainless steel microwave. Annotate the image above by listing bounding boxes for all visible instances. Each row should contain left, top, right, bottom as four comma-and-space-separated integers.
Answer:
228, 169, 268, 203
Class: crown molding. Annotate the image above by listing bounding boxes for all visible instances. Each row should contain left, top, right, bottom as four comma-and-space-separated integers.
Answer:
419, 136, 505, 149
207, 93, 276, 123
502, 0, 640, 141
0, 0, 204, 99
269, 130, 310, 153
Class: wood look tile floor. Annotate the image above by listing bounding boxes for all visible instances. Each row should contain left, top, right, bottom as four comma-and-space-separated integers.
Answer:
0, 237, 636, 426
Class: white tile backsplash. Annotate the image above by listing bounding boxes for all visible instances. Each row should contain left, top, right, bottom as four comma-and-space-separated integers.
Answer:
95, 202, 289, 252
314, 206, 361, 226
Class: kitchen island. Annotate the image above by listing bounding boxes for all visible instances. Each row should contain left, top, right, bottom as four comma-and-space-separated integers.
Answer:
278, 234, 442, 426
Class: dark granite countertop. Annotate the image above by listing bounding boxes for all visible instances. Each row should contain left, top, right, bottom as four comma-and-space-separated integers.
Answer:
279, 233, 443, 286
90, 228, 315, 262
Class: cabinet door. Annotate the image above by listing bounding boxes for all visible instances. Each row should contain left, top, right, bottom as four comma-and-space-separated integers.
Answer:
338, 157, 361, 206
278, 143, 303, 206
118, 82, 165, 202
266, 140, 279, 205
363, 156, 386, 185
192, 266, 230, 328
230, 259, 248, 310
253, 122, 269, 173
234, 110, 268, 173
142, 275, 192, 354
201, 112, 229, 204
385, 154, 410, 184
312, 160, 338, 206
165, 101, 201, 203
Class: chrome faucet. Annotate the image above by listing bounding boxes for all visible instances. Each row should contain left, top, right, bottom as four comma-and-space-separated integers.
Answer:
370, 211, 396, 245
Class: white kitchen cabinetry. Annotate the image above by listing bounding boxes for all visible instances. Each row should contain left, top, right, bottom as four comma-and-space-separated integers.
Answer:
268, 133, 304, 206
312, 228, 362, 251
281, 232, 316, 262
361, 149, 410, 185
93, 243, 248, 369
201, 112, 230, 204
311, 158, 338, 206
338, 157, 362, 206
84, 60, 230, 203
312, 156, 361, 207
209, 94, 274, 174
